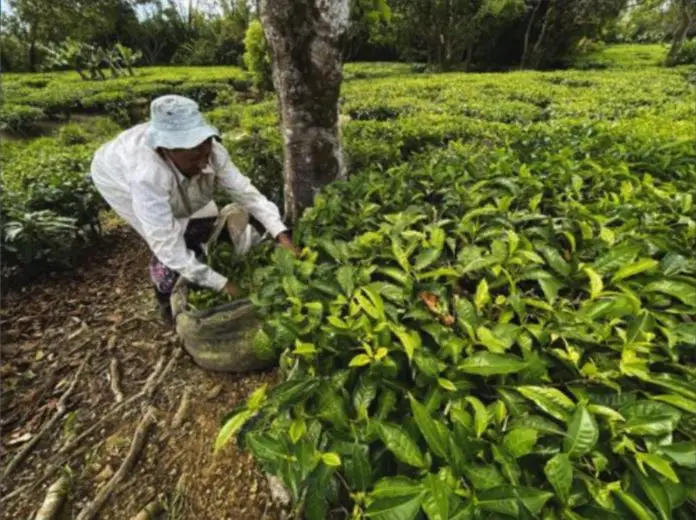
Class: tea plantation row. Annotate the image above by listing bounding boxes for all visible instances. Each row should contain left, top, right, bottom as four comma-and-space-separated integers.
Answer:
2, 49, 693, 272
210, 56, 696, 518
0, 63, 412, 132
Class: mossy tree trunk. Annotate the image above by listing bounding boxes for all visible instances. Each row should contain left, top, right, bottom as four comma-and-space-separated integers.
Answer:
260, 0, 350, 224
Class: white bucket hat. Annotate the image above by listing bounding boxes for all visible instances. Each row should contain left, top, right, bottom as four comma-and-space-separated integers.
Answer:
144, 95, 220, 150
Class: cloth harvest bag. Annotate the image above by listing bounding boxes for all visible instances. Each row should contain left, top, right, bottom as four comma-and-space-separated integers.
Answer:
170, 203, 273, 373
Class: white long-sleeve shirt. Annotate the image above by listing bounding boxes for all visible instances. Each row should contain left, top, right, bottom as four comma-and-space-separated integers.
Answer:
90, 123, 287, 291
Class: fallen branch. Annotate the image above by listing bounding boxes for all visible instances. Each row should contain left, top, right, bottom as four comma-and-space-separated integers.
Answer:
141, 355, 167, 398
2, 440, 103, 505
57, 353, 169, 457
129, 498, 163, 520
2, 355, 91, 481
68, 336, 94, 356
34, 475, 70, 520
108, 358, 124, 403
148, 348, 182, 399
3, 350, 180, 504
75, 407, 156, 520
172, 388, 191, 428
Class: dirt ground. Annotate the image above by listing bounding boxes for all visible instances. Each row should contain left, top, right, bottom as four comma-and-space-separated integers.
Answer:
1, 226, 285, 519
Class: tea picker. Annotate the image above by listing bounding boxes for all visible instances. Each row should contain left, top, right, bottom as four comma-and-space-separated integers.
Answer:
90, 95, 297, 371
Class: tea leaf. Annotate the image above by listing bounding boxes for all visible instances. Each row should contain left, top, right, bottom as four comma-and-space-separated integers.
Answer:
612, 489, 658, 520
289, 418, 306, 444
215, 410, 253, 453
321, 452, 342, 467
474, 279, 490, 311
422, 473, 449, 520
391, 324, 421, 361
365, 492, 424, 520
584, 266, 604, 300
247, 384, 268, 411
349, 354, 372, 368
458, 352, 527, 376
564, 405, 599, 457
503, 428, 538, 458
636, 453, 680, 484
337, 265, 355, 295
409, 395, 448, 459
612, 259, 659, 283
476, 326, 507, 353
517, 386, 574, 422
544, 453, 573, 504
627, 459, 671, 520
344, 444, 372, 491
377, 422, 427, 469
465, 396, 489, 438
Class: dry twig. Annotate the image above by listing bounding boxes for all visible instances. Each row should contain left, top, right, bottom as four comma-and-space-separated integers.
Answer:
172, 388, 191, 428
129, 498, 164, 520
75, 407, 156, 520
2, 355, 91, 480
3, 349, 180, 505
108, 358, 124, 403
57, 353, 168, 456
34, 475, 70, 520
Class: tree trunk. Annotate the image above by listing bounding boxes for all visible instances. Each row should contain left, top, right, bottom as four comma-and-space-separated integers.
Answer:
531, 0, 555, 69
464, 43, 474, 72
521, 0, 542, 70
260, 0, 350, 224
76, 67, 89, 81
28, 23, 39, 73
667, 0, 694, 64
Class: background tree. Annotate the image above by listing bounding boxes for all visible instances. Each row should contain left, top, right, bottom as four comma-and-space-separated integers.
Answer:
243, 19, 273, 91
5, 0, 144, 71
260, 0, 350, 224
343, 0, 395, 60
520, 0, 629, 69
667, 0, 696, 63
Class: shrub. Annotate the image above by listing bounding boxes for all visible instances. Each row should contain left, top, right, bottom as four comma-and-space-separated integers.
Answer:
217, 135, 696, 519
243, 19, 273, 92
205, 60, 696, 518
2, 210, 79, 268
2, 138, 107, 269
0, 104, 45, 132
57, 123, 91, 145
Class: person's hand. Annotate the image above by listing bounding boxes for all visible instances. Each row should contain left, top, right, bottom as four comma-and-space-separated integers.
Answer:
276, 232, 300, 256
224, 281, 241, 298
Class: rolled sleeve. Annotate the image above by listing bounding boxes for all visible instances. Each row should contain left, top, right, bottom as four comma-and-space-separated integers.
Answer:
131, 173, 228, 291
213, 143, 288, 238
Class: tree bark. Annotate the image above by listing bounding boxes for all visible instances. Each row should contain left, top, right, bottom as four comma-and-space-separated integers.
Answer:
260, 0, 350, 224
464, 43, 474, 72
531, 0, 555, 69
521, 0, 542, 70
667, 0, 694, 64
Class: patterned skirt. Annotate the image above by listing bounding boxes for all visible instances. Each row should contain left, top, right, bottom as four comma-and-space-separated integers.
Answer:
149, 218, 216, 296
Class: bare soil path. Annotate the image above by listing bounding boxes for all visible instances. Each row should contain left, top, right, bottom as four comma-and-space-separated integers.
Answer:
1, 227, 282, 520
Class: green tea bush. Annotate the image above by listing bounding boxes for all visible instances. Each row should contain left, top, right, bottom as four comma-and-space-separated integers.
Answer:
207, 55, 696, 518
0, 104, 45, 132
1, 138, 106, 270
1, 66, 251, 132
57, 123, 91, 145
217, 129, 696, 518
